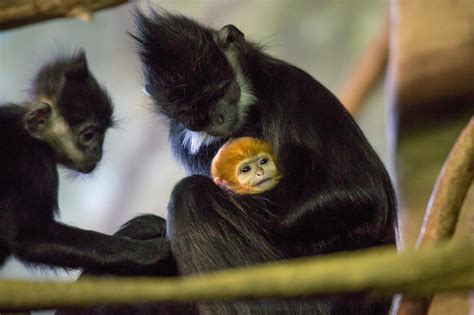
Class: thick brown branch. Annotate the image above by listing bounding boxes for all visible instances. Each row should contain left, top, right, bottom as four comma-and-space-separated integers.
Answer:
0, 239, 472, 310
336, 13, 389, 115
0, 0, 128, 31
416, 117, 474, 245
396, 118, 474, 315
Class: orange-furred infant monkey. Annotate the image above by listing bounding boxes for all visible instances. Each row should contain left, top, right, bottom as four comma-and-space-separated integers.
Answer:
211, 137, 282, 194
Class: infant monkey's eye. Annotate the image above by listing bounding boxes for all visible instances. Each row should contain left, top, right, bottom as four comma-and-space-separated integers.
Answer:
240, 166, 251, 173
260, 158, 268, 165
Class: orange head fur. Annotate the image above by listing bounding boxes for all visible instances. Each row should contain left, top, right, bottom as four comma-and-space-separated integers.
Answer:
211, 137, 280, 194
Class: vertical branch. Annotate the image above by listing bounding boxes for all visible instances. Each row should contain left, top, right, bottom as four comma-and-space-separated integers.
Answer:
396, 118, 474, 315
416, 117, 474, 245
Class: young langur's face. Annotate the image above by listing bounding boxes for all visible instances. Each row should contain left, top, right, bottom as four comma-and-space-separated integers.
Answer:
236, 153, 279, 193
211, 137, 281, 194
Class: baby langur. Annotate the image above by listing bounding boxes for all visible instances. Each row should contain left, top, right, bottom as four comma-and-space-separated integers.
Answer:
211, 137, 281, 194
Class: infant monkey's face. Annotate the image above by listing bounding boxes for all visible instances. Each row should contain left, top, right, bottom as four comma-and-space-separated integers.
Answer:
236, 153, 279, 193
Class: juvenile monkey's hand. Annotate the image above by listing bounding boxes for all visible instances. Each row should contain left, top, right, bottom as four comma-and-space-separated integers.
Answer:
114, 214, 167, 240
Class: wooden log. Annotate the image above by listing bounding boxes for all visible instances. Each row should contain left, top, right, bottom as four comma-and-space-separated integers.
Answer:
0, 0, 128, 31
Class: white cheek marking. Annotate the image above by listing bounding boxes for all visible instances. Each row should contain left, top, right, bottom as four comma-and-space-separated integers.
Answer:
52, 121, 84, 163
180, 45, 256, 155
44, 110, 85, 164
237, 76, 257, 121
182, 129, 221, 155
223, 49, 257, 128
31, 98, 85, 165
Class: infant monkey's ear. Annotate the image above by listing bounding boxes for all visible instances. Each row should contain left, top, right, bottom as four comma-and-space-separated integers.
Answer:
24, 102, 52, 135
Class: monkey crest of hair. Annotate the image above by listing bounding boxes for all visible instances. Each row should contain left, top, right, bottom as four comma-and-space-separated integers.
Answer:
133, 11, 232, 122
211, 137, 281, 194
31, 50, 114, 129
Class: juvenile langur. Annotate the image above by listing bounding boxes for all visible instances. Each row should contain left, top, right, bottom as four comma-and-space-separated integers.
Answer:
0, 51, 170, 273
211, 137, 281, 194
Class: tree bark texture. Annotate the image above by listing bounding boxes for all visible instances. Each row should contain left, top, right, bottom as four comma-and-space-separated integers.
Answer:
0, 0, 128, 31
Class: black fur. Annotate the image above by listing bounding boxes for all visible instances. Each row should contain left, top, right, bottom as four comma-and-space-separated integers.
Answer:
0, 52, 171, 274
33, 52, 114, 130
74, 10, 397, 315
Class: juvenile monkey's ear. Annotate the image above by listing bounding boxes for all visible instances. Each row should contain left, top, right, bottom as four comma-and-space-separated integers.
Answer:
65, 50, 90, 80
217, 25, 245, 48
24, 102, 52, 134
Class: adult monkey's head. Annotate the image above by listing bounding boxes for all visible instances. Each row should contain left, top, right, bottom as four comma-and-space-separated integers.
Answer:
134, 9, 256, 137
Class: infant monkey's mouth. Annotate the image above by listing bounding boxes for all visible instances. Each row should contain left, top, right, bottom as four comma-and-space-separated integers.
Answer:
255, 177, 272, 186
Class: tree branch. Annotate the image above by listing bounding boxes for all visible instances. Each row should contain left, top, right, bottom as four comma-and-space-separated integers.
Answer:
416, 117, 474, 245
0, 239, 472, 311
396, 118, 474, 315
0, 0, 128, 31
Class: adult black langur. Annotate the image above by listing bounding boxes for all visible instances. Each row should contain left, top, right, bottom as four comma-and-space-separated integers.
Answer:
75, 9, 398, 315
0, 51, 172, 274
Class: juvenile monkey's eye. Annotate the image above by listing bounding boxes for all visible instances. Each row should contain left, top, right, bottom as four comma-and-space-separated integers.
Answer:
260, 158, 268, 165
240, 166, 251, 174
80, 128, 96, 145
84, 131, 94, 141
